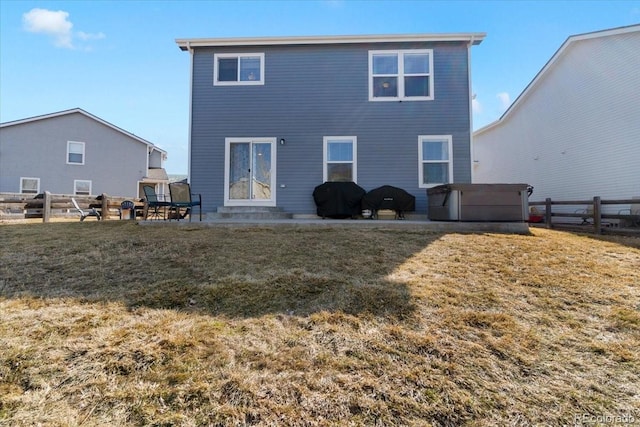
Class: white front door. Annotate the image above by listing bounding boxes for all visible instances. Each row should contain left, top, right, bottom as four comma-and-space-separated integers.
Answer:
224, 137, 276, 206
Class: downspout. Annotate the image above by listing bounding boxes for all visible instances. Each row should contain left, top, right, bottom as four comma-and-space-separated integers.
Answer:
187, 41, 194, 184
467, 35, 477, 184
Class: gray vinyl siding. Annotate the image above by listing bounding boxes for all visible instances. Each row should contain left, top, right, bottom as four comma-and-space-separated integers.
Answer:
190, 41, 472, 214
0, 112, 147, 196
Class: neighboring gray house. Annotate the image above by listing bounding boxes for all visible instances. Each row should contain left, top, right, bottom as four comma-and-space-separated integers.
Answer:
473, 25, 640, 204
0, 108, 168, 198
176, 33, 485, 216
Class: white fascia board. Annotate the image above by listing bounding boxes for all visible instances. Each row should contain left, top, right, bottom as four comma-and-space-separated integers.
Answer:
176, 33, 486, 50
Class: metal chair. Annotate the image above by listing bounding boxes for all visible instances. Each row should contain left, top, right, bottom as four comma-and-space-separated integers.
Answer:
168, 182, 202, 221
142, 185, 170, 220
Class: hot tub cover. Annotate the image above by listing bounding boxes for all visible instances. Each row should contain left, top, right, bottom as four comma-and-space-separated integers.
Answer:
313, 182, 366, 219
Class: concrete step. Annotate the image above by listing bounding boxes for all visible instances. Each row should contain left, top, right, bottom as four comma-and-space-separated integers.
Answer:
208, 206, 293, 220
217, 206, 285, 214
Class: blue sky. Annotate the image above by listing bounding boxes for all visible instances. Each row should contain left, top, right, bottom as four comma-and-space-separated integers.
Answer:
1, 0, 638, 174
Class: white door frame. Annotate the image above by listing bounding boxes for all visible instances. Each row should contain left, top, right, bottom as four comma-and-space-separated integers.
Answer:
224, 137, 277, 207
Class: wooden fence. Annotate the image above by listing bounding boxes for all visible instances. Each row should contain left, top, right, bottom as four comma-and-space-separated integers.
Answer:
0, 192, 144, 222
529, 197, 640, 235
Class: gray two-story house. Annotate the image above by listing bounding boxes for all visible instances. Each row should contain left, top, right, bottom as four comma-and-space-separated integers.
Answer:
0, 108, 168, 198
176, 33, 484, 217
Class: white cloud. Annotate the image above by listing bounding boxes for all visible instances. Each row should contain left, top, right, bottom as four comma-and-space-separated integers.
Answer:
497, 92, 511, 110
77, 31, 106, 41
23, 8, 73, 48
22, 8, 105, 50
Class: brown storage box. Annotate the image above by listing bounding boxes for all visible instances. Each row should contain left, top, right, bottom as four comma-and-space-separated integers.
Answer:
427, 184, 530, 222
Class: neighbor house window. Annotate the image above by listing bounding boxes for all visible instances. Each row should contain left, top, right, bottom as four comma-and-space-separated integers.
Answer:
369, 49, 433, 101
323, 136, 357, 182
419, 135, 452, 187
214, 53, 264, 85
74, 180, 92, 195
67, 141, 85, 164
20, 177, 40, 194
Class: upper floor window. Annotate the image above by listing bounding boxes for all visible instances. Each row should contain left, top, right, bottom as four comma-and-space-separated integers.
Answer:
74, 179, 92, 195
369, 49, 433, 101
419, 135, 452, 188
21, 177, 40, 194
67, 141, 85, 164
323, 136, 357, 182
214, 53, 265, 85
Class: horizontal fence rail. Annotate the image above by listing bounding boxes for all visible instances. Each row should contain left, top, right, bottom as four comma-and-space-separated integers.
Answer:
0, 192, 144, 222
529, 196, 640, 235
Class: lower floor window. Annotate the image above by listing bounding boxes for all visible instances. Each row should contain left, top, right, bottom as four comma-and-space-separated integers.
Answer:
419, 135, 453, 187
74, 180, 92, 195
21, 177, 40, 194
323, 136, 357, 182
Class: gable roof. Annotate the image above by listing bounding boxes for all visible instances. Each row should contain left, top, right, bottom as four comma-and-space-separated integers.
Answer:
475, 24, 640, 136
0, 108, 167, 155
176, 32, 485, 51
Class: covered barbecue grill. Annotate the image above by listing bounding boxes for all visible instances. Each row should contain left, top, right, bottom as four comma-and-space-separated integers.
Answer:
361, 185, 416, 219
313, 182, 366, 219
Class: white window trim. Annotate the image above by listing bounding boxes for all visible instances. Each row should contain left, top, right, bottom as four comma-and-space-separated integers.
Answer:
418, 135, 453, 188
323, 136, 357, 183
20, 177, 40, 194
74, 179, 92, 195
368, 49, 434, 102
214, 53, 265, 86
67, 141, 85, 165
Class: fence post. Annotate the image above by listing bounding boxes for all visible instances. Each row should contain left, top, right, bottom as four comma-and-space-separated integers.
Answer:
101, 194, 109, 220
545, 198, 552, 228
593, 196, 601, 235
42, 191, 52, 223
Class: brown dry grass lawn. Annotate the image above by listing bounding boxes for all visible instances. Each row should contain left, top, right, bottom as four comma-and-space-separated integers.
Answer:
1, 222, 639, 426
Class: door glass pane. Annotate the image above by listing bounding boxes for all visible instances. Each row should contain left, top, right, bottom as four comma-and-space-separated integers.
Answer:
218, 58, 238, 81
229, 143, 250, 199
252, 143, 271, 200
327, 163, 353, 182
423, 163, 449, 184
240, 56, 261, 81
422, 140, 449, 161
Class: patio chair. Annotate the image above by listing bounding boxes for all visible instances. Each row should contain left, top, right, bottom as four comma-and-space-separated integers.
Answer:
618, 198, 640, 227
143, 185, 170, 220
71, 198, 101, 221
575, 206, 593, 225
168, 182, 202, 221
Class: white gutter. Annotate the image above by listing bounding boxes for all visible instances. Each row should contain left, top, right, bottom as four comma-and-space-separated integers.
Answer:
176, 32, 485, 50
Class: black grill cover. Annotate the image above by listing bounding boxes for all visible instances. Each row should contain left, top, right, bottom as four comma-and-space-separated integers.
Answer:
362, 185, 415, 212
313, 182, 366, 219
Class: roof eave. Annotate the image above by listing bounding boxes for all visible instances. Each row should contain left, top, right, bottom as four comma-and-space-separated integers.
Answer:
176, 33, 486, 50
0, 108, 167, 155
473, 24, 640, 136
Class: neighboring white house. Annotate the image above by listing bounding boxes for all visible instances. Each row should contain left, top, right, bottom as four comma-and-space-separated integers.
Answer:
0, 108, 169, 198
473, 24, 639, 206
